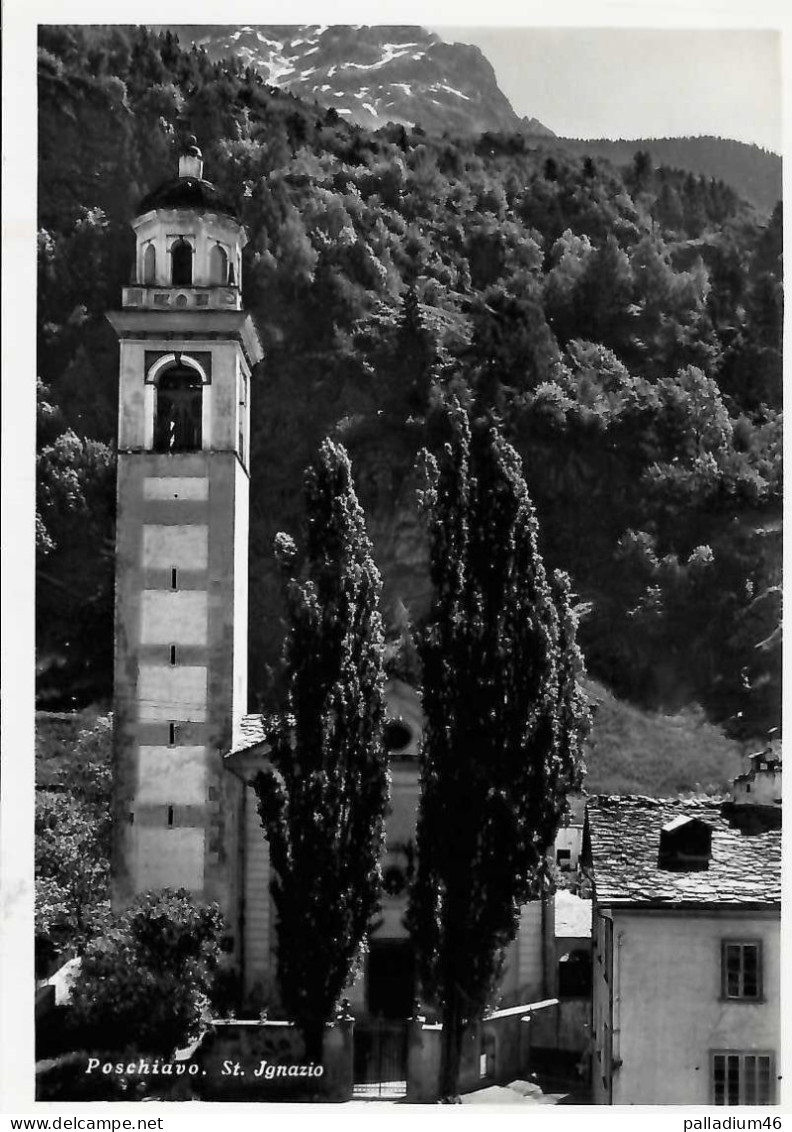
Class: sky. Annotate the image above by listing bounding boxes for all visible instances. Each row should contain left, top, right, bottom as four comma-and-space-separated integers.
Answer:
433, 27, 782, 152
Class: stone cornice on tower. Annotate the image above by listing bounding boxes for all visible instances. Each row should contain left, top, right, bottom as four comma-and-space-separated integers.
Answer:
107, 308, 264, 371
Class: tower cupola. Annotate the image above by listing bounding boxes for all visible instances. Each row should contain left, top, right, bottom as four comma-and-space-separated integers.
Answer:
123, 137, 245, 311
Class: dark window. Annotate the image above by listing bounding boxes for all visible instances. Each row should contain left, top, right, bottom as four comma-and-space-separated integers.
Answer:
142, 243, 156, 284
558, 949, 593, 998
154, 365, 202, 453
171, 238, 193, 285
658, 816, 712, 871
556, 847, 572, 870
170, 645, 177, 666
167, 805, 174, 827
367, 942, 414, 1019
168, 722, 177, 746
722, 941, 762, 1000
712, 1052, 774, 1105
171, 568, 178, 591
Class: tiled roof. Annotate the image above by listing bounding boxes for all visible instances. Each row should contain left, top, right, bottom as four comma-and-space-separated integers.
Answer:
585, 795, 781, 909
226, 713, 285, 757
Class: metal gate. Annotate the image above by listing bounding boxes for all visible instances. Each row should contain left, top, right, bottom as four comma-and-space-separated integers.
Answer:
353, 1019, 409, 1099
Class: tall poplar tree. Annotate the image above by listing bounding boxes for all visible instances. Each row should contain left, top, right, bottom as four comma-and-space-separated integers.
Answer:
407, 402, 590, 1099
253, 439, 389, 1061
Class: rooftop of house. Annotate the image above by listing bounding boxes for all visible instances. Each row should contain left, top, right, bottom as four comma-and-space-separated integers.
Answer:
735, 748, 783, 783
584, 795, 781, 911
554, 889, 592, 939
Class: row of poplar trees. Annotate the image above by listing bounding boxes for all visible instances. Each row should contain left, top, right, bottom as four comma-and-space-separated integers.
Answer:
253, 399, 591, 1100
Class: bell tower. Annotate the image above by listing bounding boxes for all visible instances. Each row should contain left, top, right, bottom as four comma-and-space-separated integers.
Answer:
107, 139, 263, 947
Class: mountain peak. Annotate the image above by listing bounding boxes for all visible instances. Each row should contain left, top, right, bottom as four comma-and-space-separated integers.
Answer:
159, 23, 555, 137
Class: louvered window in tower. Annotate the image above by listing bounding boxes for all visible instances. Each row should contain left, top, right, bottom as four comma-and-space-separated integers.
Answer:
154, 365, 202, 452
171, 238, 193, 285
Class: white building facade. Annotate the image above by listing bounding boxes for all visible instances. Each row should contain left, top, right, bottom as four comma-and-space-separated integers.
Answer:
585, 793, 781, 1105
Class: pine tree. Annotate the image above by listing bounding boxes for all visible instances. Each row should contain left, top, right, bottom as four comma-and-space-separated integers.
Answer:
407, 402, 590, 1099
253, 439, 389, 1061
394, 280, 436, 415
572, 233, 634, 351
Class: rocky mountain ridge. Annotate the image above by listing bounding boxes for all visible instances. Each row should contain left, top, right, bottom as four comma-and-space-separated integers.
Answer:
157, 24, 556, 137
157, 24, 778, 211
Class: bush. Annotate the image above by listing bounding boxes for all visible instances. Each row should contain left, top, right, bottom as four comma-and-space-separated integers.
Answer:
35, 1049, 201, 1102
69, 890, 225, 1056
35, 792, 109, 975
36, 1051, 148, 1102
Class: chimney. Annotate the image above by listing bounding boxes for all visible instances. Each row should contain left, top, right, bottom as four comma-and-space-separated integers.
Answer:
178, 135, 204, 180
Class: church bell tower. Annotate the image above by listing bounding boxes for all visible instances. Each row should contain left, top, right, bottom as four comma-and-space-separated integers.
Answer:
107, 138, 263, 946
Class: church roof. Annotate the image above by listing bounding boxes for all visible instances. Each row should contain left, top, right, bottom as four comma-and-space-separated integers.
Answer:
585, 795, 781, 911
227, 713, 284, 757
137, 176, 239, 220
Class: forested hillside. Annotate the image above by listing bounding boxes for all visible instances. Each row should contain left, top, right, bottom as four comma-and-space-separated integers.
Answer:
551, 137, 781, 216
37, 26, 782, 749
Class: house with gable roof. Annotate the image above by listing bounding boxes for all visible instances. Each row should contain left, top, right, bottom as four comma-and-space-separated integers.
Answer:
583, 763, 782, 1105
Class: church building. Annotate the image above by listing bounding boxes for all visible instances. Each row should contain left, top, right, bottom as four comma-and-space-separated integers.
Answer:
108, 143, 555, 1020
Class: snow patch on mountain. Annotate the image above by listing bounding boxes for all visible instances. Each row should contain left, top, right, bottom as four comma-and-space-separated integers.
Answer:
163, 24, 555, 137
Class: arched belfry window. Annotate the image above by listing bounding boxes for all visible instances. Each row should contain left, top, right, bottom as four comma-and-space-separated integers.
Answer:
154, 364, 203, 452
210, 243, 228, 285
171, 238, 193, 286
142, 243, 156, 284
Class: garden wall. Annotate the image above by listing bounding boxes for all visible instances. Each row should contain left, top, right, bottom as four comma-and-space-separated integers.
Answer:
196, 1018, 354, 1101
406, 999, 558, 1102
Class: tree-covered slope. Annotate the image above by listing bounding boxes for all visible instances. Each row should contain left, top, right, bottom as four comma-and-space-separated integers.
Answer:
37, 26, 781, 752
551, 137, 781, 217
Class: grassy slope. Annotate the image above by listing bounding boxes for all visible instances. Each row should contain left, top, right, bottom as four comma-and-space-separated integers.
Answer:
582, 680, 746, 797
